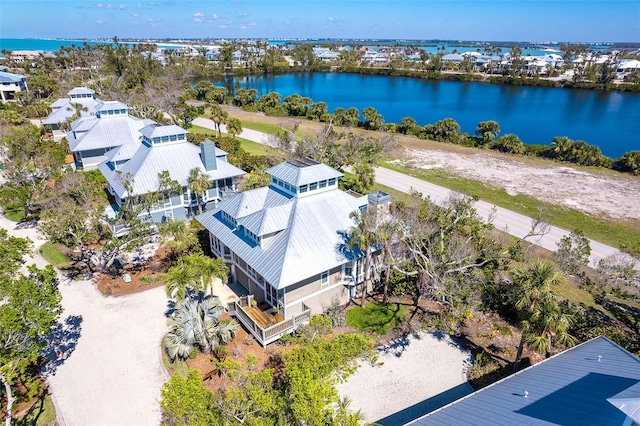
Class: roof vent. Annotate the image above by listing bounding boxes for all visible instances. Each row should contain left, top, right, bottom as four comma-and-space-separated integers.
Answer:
524, 391, 528, 398
598, 355, 602, 362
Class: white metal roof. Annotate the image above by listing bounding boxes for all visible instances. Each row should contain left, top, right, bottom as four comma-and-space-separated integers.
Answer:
100, 141, 245, 199
140, 123, 187, 139
96, 101, 129, 112
0, 71, 26, 83
265, 159, 343, 187
67, 115, 151, 152
43, 97, 102, 125
68, 87, 95, 96
197, 180, 366, 290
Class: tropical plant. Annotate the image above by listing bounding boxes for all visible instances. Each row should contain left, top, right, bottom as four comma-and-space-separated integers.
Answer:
164, 261, 200, 300
209, 104, 228, 137
511, 261, 576, 369
159, 219, 198, 261
225, 117, 243, 139
348, 208, 377, 306
182, 253, 229, 296
187, 168, 211, 215
164, 296, 238, 360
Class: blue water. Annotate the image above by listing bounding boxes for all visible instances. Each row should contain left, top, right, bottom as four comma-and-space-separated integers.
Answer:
221, 73, 639, 158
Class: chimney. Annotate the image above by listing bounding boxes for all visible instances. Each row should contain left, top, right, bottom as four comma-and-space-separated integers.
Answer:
367, 190, 391, 225
200, 141, 218, 171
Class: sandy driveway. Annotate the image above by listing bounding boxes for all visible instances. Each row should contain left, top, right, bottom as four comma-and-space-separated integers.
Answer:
1, 211, 169, 426
336, 332, 473, 425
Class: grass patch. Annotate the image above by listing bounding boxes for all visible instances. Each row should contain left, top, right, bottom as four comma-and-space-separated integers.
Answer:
239, 119, 282, 135
346, 301, 408, 334
190, 124, 274, 156
39, 242, 72, 268
15, 393, 57, 426
381, 162, 640, 252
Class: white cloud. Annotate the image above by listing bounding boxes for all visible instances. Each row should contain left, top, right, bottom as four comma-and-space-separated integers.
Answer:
327, 16, 335, 22
220, 24, 227, 29
212, 13, 218, 19
241, 25, 246, 29
96, 19, 103, 24
97, 3, 103, 7
133, 13, 139, 17
193, 12, 204, 22
119, 4, 127, 10
106, 3, 113, 8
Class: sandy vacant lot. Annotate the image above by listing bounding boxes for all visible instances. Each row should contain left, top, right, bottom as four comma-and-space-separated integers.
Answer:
401, 146, 640, 222
336, 332, 473, 425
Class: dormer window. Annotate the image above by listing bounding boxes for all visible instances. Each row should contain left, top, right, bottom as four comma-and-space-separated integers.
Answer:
310, 182, 318, 191
244, 227, 261, 245
328, 178, 337, 186
222, 211, 237, 228
319, 180, 327, 188
300, 184, 308, 193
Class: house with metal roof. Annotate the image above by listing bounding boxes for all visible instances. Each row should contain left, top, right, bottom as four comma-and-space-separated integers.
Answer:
403, 336, 640, 426
196, 158, 390, 345
43, 87, 103, 136
99, 123, 245, 224
66, 100, 155, 169
0, 70, 28, 103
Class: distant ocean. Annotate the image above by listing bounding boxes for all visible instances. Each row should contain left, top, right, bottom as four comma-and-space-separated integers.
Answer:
0, 38, 560, 56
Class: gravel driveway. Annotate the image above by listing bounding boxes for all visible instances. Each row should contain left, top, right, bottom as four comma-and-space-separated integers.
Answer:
1, 211, 169, 426
336, 332, 473, 425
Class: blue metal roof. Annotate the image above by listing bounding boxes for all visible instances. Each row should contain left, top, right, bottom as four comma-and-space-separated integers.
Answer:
405, 337, 640, 426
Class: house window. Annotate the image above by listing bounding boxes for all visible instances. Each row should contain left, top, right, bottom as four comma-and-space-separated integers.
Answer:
310, 182, 318, 191
321, 270, 330, 288
328, 178, 336, 186
319, 180, 327, 188
300, 184, 308, 193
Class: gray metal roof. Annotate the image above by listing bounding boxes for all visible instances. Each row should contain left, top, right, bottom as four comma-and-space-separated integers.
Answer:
266, 159, 343, 187
96, 101, 129, 112
68, 87, 95, 96
405, 336, 640, 426
197, 182, 366, 290
100, 141, 245, 198
140, 123, 187, 139
67, 115, 151, 152
0, 71, 26, 83
43, 97, 102, 125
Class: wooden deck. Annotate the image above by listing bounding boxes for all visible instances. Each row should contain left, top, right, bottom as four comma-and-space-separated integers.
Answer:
244, 305, 284, 328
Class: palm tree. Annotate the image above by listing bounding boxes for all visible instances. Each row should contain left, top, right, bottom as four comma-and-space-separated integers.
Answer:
165, 262, 199, 300
348, 209, 377, 306
187, 168, 211, 215
511, 261, 576, 370
182, 253, 229, 296
165, 296, 238, 360
376, 220, 399, 305
159, 219, 197, 261
209, 104, 228, 137
226, 117, 243, 139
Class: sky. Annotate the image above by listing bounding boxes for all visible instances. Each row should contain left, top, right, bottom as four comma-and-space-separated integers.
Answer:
1, 0, 639, 42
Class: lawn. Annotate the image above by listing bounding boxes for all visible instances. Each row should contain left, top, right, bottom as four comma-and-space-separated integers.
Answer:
15, 394, 57, 426
381, 161, 640, 253
189, 124, 274, 156
238, 119, 282, 135
39, 242, 72, 268
346, 302, 408, 334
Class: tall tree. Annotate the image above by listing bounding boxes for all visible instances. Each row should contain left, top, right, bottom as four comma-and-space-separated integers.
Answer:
1, 265, 62, 426
348, 208, 377, 306
511, 261, 576, 370
209, 104, 228, 137
187, 168, 212, 215
225, 117, 243, 139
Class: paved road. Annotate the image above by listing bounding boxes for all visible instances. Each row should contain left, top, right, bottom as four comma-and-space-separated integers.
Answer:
199, 118, 630, 267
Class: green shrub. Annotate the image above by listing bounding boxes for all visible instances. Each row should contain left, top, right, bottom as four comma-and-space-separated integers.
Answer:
346, 302, 407, 334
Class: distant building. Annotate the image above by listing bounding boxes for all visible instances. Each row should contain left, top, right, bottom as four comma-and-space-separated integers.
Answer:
197, 158, 389, 345
403, 336, 640, 426
0, 70, 28, 102
43, 87, 103, 136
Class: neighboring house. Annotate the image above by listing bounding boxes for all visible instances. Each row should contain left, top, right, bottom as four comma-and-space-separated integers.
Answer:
617, 59, 640, 77
442, 53, 464, 65
99, 123, 245, 224
197, 158, 390, 345
403, 336, 640, 426
0, 70, 28, 102
43, 87, 103, 135
67, 100, 154, 169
